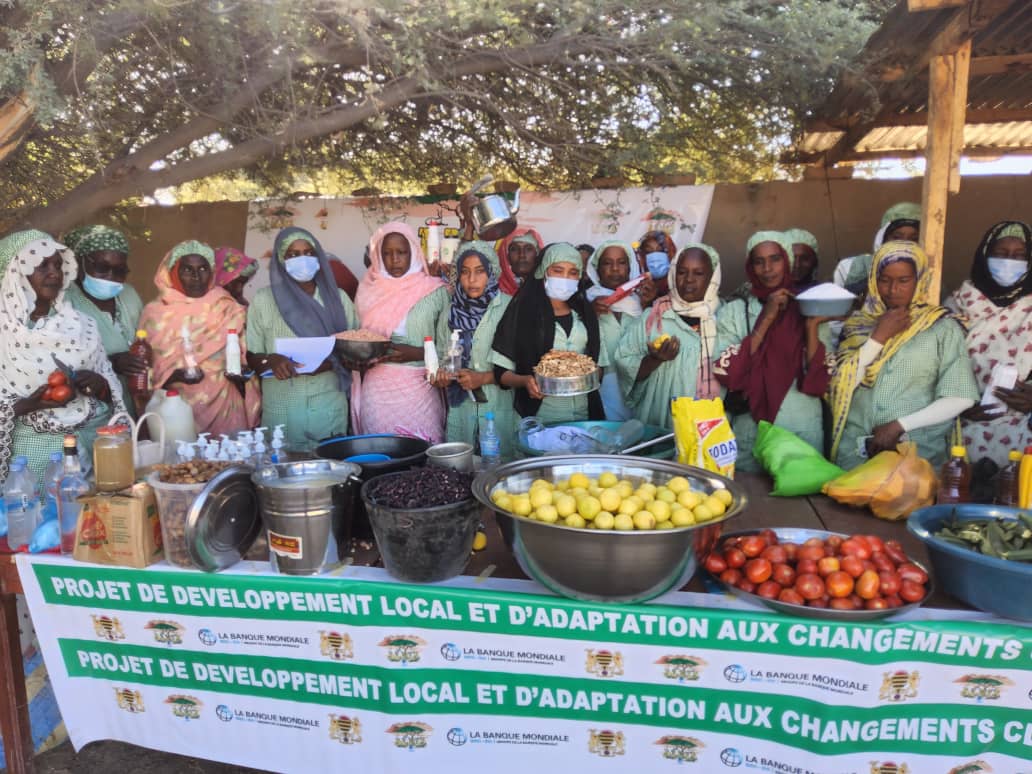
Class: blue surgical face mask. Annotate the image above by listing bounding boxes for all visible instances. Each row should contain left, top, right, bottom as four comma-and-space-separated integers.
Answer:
988, 257, 1028, 287
82, 273, 124, 300
284, 255, 320, 282
645, 251, 670, 280
544, 276, 579, 301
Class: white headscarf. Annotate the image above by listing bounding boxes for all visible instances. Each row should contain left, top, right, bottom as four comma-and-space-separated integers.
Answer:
667, 243, 721, 353
585, 240, 642, 316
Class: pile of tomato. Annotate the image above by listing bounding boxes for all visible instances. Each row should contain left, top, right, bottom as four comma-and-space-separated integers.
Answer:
703, 529, 930, 611
42, 370, 73, 403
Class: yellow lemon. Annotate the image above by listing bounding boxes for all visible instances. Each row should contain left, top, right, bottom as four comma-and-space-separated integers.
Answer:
598, 488, 622, 513
655, 487, 677, 504
703, 495, 727, 517
578, 495, 602, 521
656, 520, 675, 530
490, 488, 510, 504
613, 513, 635, 531
692, 503, 714, 522
638, 482, 657, 496
713, 488, 733, 507
531, 478, 554, 490
564, 514, 586, 529
634, 487, 655, 503
472, 531, 487, 551
667, 475, 690, 494
535, 504, 559, 523
512, 495, 532, 516
567, 487, 588, 499
598, 472, 619, 488
671, 508, 696, 527
555, 494, 577, 517
588, 485, 602, 497
677, 490, 702, 510
530, 488, 553, 510
494, 494, 513, 512
632, 510, 657, 530
555, 479, 570, 491
594, 511, 615, 530
651, 334, 671, 349
646, 499, 671, 522
618, 496, 642, 516
616, 481, 634, 498
568, 472, 590, 490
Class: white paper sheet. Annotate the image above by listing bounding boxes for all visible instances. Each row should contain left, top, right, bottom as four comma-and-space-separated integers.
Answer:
268, 336, 335, 375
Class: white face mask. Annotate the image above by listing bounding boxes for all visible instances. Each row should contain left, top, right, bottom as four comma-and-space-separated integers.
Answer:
284, 255, 320, 282
988, 257, 1028, 287
544, 276, 579, 301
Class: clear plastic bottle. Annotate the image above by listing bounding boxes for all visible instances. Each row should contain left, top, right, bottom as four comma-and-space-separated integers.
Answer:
42, 451, 64, 523
936, 445, 971, 505
58, 435, 91, 555
480, 411, 501, 469
181, 324, 202, 381
995, 449, 1022, 507
5, 459, 39, 550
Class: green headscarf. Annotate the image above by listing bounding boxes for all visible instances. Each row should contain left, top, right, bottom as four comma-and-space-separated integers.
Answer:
783, 228, 818, 254
455, 239, 501, 277
274, 227, 316, 263
880, 202, 921, 228
746, 230, 795, 269
997, 223, 1027, 242
67, 225, 129, 260
168, 240, 214, 269
534, 243, 583, 279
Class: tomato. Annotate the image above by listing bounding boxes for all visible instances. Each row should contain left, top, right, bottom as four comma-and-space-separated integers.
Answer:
863, 535, 886, 554
897, 563, 929, 585
50, 384, 73, 402
736, 579, 756, 594
771, 562, 795, 587
739, 536, 767, 558
760, 544, 787, 564
704, 553, 727, 575
803, 537, 823, 547
758, 529, 778, 547
840, 555, 865, 579
861, 559, 877, 573
794, 573, 825, 601
744, 558, 772, 584
41, 388, 54, 402
719, 568, 743, 586
824, 535, 844, 552
838, 538, 872, 560
797, 544, 826, 562
884, 540, 909, 565
816, 556, 840, 577
724, 547, 746, 569
825, 570, 854, 598
883, 594, 903, 608
877, 571, 901, 597
47, 371, 66, 387
796, 558, 818, 575
865, 598, 889, 610
756, 580, 781, 600
782, 543, 798, 561
871, 552, 895, 573
899, 580, 926, 603
829, 598, 855, 610
807, 596, 829, 609
855, 570, 881, 600
777, 588, 805, 606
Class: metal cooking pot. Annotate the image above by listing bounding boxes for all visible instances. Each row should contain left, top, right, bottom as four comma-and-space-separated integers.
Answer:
470, 175, 521, 242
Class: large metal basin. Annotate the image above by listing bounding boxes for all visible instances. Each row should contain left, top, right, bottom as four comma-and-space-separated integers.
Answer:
472, 455, 747, 603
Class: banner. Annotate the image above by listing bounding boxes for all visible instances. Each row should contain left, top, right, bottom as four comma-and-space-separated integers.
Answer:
19, 555, 1032, 774
241, 186, 715, 302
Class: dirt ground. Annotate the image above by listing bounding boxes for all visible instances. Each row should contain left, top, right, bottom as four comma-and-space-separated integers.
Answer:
32, 740, 267, 773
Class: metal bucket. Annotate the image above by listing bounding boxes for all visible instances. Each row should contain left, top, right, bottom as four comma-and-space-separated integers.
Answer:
426, 442, 474, 472
252, 460, 361, 575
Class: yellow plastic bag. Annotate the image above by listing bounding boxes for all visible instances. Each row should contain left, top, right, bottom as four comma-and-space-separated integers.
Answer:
671, 397, 737, 478
821, 442, 937, 521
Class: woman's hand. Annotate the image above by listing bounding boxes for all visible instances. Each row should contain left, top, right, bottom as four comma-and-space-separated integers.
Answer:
994, 381, 1032, 414
636, 276, 658, 307
455, 369, 491, 391
868, 420, 904, 456
74, 369, 112, 402
13, 384, 74, 416
110, 351, 148, 377
962, 403, 1007, 422
758, 289, 793, 326
650, 337, 680, 362
592, 298, 612, 317
871, 308, 911, 344
382, 343, 424, 364
459, 190, 478, 241
225, 372, 249, 387
522, 374, 543, 400
430, 368, 451, 388
264, 355, 297, 381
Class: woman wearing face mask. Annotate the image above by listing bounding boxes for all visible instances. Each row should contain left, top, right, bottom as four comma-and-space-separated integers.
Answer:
585, 240, 643, 421
946, 221, 1032, 466
214, 246, 258, 307
828, 241, 978, 471
352, 222, 448, 442
0, 230, 126, 485
140, 241, 260, 436
430, 242, 514, 457
246, 228, 357, 449
714, 232, 832, 472
634, 230, 672, 305
492, 243, 605, 423
615, 244, 722, 431
63, 225, 147, 411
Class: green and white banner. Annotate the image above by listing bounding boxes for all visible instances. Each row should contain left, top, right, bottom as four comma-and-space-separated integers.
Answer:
18, 555, 1032, 774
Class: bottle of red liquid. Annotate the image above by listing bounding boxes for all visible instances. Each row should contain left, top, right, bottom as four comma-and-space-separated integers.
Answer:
936, 445, 971, 504
128, 329, 153, 397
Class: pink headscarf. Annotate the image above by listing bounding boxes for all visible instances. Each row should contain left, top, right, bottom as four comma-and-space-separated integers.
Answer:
356, 222, 444, 336
496, 227, 544, 295
214, 246, 257, 288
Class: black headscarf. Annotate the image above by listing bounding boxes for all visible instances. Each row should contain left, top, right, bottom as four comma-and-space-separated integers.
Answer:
970, 220, 1032, 308
492, 244, 604, 419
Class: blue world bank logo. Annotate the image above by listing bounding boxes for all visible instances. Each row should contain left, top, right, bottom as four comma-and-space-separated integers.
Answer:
723, 664, 747, 683
215, 705, 233, 723
198, 629, 218, 647
446, 727, 467, 746
720, 748, 743, 767
440, 642, 462, 662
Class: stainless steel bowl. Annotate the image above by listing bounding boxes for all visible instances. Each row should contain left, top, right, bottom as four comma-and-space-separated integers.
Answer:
534, 368, 601, 397
334, 337, 391, 362
472, 455, 747, 603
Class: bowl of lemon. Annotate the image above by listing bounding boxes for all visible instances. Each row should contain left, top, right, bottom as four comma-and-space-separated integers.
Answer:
472, 455, 747, 603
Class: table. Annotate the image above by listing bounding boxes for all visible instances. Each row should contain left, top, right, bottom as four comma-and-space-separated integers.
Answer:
0, 473, 986, 772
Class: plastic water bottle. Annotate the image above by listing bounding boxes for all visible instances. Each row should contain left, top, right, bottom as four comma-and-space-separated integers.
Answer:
480, 411, 501, 469
423, 336, 439, 383
224, 328, 242, 376
5, 459, 39, 550
42, 451, 63, 523
58, 435, 91, 555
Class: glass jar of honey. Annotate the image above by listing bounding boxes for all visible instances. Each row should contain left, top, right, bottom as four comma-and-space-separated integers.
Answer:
94, 424, 134, 492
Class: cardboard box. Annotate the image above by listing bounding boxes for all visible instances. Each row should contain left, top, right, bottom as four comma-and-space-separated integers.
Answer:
73, 483, 164, 568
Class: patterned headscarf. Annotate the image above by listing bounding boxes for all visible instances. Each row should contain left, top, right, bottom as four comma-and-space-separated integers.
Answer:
214, 246, 258, 288
66, 225, 129, 260
164, 240, 215, 295
447, 241, 501, 406
969, 220, 1032, 308
496, 227, 544, 295
636, 230, 677, 263
828, 241, 950, 462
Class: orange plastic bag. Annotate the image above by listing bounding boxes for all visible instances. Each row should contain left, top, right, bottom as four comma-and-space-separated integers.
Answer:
821, 442, 937, 521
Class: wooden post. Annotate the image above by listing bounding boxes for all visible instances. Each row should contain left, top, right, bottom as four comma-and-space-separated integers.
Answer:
920, 39, 971, 303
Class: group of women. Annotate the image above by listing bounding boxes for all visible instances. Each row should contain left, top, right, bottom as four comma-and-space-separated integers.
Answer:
0, 198, 1027, 488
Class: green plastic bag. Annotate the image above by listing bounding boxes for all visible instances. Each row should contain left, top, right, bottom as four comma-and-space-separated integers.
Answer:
753, 421, 845, 497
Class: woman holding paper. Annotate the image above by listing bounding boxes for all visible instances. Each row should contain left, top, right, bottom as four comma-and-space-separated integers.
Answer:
947, 221, 1032, 466
352, 222, 448, 442
246, 228, 357, 449
140, 240, 260, 436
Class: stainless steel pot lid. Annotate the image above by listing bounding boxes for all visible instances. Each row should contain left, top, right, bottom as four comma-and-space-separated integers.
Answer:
186, 465, 261, 572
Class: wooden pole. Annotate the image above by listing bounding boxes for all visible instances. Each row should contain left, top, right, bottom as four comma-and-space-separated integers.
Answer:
920, 39, 971, 303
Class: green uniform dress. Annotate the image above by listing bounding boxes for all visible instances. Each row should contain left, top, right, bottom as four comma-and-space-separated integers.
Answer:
614, 308, 717, 431
392, 286, 450, 357
491, 311, 611, 424
836, 319, 980, 471
436, 293, 515, 459
714, 297, 831, 473
598, 312, 637, 421
246, 286, 358, 450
